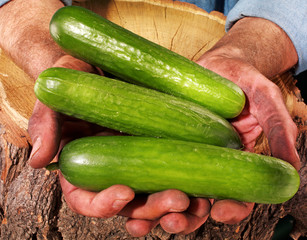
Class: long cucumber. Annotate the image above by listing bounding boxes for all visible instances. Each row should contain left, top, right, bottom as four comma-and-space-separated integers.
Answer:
52, 136, 300, 204
49, 6, 246, 119
35, 67, 241, 148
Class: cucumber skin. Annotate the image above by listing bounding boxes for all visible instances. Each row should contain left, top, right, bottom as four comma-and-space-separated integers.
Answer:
49, 6, 245, 119
58, 136, 300, 204
34, 68, 241, 149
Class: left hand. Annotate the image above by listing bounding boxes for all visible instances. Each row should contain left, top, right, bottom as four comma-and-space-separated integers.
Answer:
194, 45, 300, 225
197, 51, 300, 171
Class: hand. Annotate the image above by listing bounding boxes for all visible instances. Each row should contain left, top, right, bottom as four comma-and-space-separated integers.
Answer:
28, 55, 102, 168
195, 21, 301, 224
60, 178, 211, 236
196, 19, 300, 171
28, 55, 212, 237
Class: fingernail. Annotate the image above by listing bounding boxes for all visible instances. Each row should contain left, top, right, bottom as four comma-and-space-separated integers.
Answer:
112, 199, 130, 210
28, 138, 41, 164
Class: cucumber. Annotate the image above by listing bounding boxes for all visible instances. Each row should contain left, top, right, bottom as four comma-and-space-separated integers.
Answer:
34, 67, 241, 149
49, 6, 245, 119
53, 136, 300, 204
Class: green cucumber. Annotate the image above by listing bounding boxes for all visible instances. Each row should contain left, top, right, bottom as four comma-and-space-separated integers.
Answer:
49, 6, 245, 119
54, 136, 300, 204
34, 67, 241, 149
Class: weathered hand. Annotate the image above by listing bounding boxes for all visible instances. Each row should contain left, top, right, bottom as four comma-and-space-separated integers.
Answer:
29, 104, 211, 237
29, 106, 211, 237
197, 53, 300, 170
120, 193, 211, 236
28, 55, 101, 168
28, 55, 212, 237
195, 45, 300, 225
27, 55, 135, 222
60, 177, 211, 237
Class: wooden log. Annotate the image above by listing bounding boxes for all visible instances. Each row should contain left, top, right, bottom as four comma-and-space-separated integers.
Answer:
0, 0, 306, 239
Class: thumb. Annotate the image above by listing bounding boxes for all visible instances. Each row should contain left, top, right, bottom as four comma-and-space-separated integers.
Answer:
263, 108, 300, 170
28, 55, 100, 168
248, 80, 300, 170
28, 100, 61, 168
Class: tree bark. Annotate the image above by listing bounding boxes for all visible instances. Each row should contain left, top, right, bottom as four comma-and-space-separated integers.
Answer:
0, 0, 306, 239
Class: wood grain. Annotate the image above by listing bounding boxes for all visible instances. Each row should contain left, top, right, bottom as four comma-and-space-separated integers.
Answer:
74, 0, 226, 61
0, 49, 35, 146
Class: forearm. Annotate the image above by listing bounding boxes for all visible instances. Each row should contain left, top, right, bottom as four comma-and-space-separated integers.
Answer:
200, 17, 298, 79
0, 0, 65, 79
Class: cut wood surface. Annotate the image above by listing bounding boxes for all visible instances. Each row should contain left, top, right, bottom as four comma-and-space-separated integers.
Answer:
0, 0, 306, 239
77, 0, 227, 61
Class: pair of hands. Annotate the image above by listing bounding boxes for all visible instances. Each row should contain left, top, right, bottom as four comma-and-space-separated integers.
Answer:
28, 51, 300, 237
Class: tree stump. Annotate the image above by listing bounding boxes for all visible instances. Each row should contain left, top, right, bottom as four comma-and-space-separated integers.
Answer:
0, 0, 306, 239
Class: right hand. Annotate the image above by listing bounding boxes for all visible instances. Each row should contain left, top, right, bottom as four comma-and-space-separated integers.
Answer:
28, 55, 212, 237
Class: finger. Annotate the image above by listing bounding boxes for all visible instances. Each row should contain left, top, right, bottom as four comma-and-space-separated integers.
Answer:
125, 219, 159, 237
210, 199, 254, 224
59, 173, 135, 218
119, 189, 190, 220
160, 212, 209, 235
231, 113, 263, 151
53, 55, 99, 73
231, 112, 259, 135
264, 113, 299, 170
239, 125, 263, 151
28, 100, 61, 168
159, 198, 211, 234
248, 81, 300, 170
187, 197, 211, 217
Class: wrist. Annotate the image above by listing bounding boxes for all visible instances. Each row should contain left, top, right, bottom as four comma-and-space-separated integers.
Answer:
0, 0, 65, 79
201, 17, 298, 78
